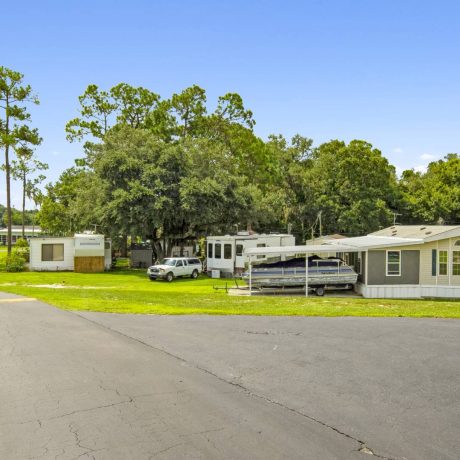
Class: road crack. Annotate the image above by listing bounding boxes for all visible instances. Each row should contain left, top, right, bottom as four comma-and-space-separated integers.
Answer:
73, 312, 399, 460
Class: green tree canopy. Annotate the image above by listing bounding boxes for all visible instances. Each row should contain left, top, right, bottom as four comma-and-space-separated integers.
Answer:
400, 154, 460, 224
304, 140, 399, 236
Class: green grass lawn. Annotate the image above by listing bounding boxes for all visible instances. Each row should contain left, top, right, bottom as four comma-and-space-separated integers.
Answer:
0, 270, 459, 317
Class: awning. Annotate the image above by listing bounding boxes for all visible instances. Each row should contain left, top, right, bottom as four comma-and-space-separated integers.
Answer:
245, 236, 423, 257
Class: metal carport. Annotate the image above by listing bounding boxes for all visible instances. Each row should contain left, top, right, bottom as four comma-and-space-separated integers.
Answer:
244, 236, 422, 296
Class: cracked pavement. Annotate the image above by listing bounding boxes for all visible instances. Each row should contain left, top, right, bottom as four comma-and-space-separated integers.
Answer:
1, 292, 459, 459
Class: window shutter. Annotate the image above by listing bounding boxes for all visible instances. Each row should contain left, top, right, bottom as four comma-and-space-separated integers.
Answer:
432, 249, 437, 276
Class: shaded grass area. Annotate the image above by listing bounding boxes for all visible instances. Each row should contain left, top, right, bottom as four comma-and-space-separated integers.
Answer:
0, 270, 459, 317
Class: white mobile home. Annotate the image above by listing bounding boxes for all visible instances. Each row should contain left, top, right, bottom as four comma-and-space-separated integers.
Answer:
0, 225, 42, 245
206, 233, 295, 276
29, 233, 112, 272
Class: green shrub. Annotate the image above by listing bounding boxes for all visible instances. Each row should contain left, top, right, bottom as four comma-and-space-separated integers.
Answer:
5, 251, 26, 272
15, 238, 29, 248
14, 246, 30, 262
13, 239, 30, 262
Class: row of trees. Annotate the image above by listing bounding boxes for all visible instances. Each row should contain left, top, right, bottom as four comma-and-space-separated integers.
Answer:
39, 83, 460, 257
0, 204, 38, 227
2, 69, 459, 256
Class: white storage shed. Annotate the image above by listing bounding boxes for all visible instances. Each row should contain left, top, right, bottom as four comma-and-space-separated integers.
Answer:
206, 232, 295, 276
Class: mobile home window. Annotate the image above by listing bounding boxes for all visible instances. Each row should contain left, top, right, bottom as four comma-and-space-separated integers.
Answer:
236, 244, 243, 256
207, 243, 213, 258
452, 251, 460, 276
42, 244, 64, 262
439, 250, 448, 276
386, 251, 401, 276
215, 243, 222, 259
224, 244, 232, 259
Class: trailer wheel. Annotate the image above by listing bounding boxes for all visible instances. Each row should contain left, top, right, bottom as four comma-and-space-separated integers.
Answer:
316, 286, 325, 296
191, 269, 199, 279
166, 272, 174, 282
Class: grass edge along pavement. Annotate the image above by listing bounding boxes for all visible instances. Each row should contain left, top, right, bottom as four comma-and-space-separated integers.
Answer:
0, 270, 459, 317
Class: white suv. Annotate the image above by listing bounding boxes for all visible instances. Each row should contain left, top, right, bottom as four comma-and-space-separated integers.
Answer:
147, 257, 203, 282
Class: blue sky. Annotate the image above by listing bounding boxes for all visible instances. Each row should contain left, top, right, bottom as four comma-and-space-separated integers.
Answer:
1, 0, 459, 208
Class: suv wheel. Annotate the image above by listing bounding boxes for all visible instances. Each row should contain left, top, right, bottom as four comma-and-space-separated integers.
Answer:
191, 269, 198, 279
166, 272, 174, 282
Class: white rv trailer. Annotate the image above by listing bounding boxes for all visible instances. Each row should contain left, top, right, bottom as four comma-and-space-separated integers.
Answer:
206, 232, 295, 276
29, 233, 112, 272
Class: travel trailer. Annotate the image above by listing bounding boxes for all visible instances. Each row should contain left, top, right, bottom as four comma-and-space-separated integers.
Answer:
206, 232, 295, 277
29, 233, 112, 272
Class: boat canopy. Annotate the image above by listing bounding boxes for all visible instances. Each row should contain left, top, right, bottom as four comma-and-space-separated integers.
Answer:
245, 235, 423, 257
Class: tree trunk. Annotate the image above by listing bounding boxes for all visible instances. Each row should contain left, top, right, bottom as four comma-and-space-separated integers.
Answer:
152, 241, 164, 262
120, 234, 128, 257
22, 170, 26, 239
152, 237, 174, 260
5, 144, 12, 255
4, 98, 12, 255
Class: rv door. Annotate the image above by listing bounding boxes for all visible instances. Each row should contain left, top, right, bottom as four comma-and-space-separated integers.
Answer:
235, 243, 245, 268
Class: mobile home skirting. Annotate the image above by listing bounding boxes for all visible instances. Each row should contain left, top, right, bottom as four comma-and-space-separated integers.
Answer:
356, 283, 460, 298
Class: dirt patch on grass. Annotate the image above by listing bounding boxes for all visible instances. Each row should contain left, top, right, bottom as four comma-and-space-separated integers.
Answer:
0, 283, 114, 290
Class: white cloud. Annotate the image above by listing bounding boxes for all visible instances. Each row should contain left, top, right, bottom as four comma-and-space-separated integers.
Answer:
51, 151, 60, 156
420, 153, 436, 161
392, 147, 403, 154
394, 165, 404, 177
414, 164, 428, 173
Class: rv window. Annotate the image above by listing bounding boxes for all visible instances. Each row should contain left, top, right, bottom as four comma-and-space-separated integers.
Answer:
215, 243, 222, 259
256, 243, 266, 259
224, 244, 232, 259
236, 244, 243, 256
42, 244, 64, 262
208, 243, 213, 258
386, 251, 401, 276
104, 241, 110, 250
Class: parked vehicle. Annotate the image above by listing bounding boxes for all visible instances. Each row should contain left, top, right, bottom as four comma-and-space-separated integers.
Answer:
147, 257, 203, 282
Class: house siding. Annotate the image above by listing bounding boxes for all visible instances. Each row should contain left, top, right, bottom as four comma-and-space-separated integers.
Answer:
419, 239, 460, 286
367, 250, 420, 285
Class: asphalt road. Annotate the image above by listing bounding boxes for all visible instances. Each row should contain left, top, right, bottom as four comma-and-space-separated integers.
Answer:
1, 291, 459, 459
